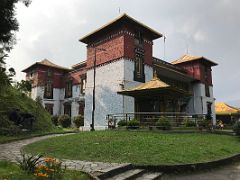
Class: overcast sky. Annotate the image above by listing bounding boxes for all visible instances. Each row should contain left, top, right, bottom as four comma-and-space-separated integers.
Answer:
7, 0, 240, 105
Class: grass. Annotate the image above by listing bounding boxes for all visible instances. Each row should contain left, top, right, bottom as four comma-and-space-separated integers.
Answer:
0, 128, 77, 144
24, 131, 240, 165
0, 86, 53, 131
0, 161, 90, 179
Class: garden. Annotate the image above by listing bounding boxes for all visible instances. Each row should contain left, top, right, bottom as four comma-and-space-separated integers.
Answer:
23, 130, 240, 165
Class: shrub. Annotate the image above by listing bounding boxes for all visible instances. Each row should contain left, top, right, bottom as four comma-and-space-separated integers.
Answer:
58, 115, 71, 128
51, 115, 59, 126
156, 116, 171, 130
0, 125, 21, 136
233, 121, 240, 135
17, 153, 43, 174
73, 115, 84, 128
127, 119, 140, 127
198, 119, 212, 130
117, 119, 127, 127
183, 118, 196, 127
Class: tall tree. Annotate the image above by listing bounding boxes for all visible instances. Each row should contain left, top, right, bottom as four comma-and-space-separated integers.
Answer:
0, 0, 31, 52
0, 0, 31, 90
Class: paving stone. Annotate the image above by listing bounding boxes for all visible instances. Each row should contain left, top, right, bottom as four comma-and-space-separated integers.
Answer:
0, 134, 123, 173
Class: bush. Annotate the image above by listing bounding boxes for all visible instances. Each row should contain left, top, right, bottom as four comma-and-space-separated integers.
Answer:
51, 115, 59, 126
183, 118, 196, 127
58, 115, 71, 128
127, 119, 140, 127
17, 153, 43, 174
156, 117, 171, 130
73, 115, 84, 128
117, 119, 127, 127
233, 121, 240, 135
198, 119, 212, 130
0, 125, 21, 136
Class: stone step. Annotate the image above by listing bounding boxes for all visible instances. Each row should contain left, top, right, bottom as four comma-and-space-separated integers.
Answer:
135, 172, 163, 180
105, 169, 145, 180
97, 163, 133, 179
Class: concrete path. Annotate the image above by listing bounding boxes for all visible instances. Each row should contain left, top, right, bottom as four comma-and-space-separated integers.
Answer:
0, 134, 123, 173
162, 162, 240, 180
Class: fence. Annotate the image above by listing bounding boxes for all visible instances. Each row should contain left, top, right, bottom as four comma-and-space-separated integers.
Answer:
106, 112, 207, 129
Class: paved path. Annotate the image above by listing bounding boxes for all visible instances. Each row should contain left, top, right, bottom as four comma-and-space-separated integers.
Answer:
162, 162, 240, 180
0, 134, 123, 173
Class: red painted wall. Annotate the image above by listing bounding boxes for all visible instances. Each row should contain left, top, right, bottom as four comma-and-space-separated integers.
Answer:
176, 62, 213, 85
86, 28, 154, 69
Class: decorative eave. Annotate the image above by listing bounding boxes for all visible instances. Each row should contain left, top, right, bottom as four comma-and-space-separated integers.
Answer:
79, 13, 162, 44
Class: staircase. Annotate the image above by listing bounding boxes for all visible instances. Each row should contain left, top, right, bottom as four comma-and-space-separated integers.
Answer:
95, 164, 163, 180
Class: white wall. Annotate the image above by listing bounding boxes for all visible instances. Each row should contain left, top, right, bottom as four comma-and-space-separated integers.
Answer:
84, 59, 153, 130
187, 83, 216, 124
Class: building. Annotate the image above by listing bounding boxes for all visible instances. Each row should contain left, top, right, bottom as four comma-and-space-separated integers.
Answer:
215, 102, 240, 124
22, 14, 218, 130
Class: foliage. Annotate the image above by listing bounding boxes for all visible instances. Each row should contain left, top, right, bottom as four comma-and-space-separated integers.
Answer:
15, 80, 32, 93
233, 121, 240, 135
0, 160, 90, 180
183, 118, 196, 127
0, 86, 53, 132
51, 115, 59, 126
34, 157, 66, 179
197, 119, 212, 130
117, 119, 127, 127
127, 119, 140, 127
156, 116, 171, 130
16, 153, 43, 174
0, 0, 31, 52
0, 114, 21, 135
58, 115, 71, 128
73, 115, 84, 128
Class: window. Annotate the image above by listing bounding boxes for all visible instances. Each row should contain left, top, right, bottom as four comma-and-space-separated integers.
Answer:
78, 101, 85, 115
80, 75, 86, 95
204, 66, 210, 97
134, 31, 145, 82
44, 80, 53, 99
64, 103, 71, 117
45, 104, 53, 115
134, 31, 144, 48
65, 81, 72, 98
47, 68, 52, 77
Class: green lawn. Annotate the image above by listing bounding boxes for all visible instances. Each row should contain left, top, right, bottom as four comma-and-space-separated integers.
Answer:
24, 131, 240, 165
0, 161, 90, 179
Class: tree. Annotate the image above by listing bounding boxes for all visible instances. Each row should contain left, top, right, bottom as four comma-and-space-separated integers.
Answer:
15, 80, 32, 93
0, 0, 31, 90
0, 0, 31, 52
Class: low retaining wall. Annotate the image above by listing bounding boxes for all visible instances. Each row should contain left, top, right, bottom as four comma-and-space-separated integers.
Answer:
134, 153, 240, 173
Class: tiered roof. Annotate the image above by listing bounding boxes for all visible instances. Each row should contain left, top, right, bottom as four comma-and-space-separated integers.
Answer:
171, 54, 218, 66
22, 59, 70, 72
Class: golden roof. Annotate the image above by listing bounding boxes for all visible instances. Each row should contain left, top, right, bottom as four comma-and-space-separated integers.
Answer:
80, 13, 162, 43
215, 102, 240, 115
22, 59, 70, 72
171, 54, 218, 66
124, 77, 170, 92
